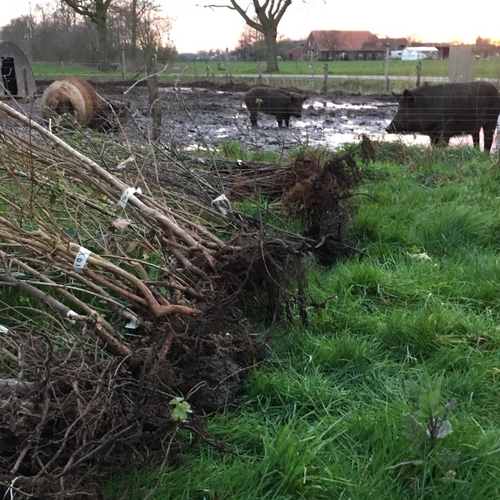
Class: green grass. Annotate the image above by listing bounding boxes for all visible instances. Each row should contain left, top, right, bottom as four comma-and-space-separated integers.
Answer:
30, 59, 500, 92
105, 145, 500, 499
179, 60, 500, 80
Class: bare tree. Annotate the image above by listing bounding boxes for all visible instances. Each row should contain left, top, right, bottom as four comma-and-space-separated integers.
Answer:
206, 0, 292, 72
2, 0, 174, 66
136, 9, 171, 53
112, 0, 164, 64
61, 0, 114, 69
406, 33, 422, 46
130, 0, 138, 58
475, 37, 500, 58
1, 2, 100, 63
236, 19, 265, 61
322, 31, 339, 60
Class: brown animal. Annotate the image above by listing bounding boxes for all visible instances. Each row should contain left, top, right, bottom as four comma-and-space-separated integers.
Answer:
244, 86, 307, 127
40, 77, 128, 132
386, 81, 500, 151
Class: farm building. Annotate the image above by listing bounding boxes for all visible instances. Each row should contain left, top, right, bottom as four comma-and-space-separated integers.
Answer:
386, 38, 410, 52
400, 46, 439, 60
285, 43, 306, 61
302, 31, 384, 61
0, 40, 36, 99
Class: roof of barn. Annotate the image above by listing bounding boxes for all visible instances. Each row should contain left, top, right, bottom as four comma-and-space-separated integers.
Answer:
307, 30, 384, 52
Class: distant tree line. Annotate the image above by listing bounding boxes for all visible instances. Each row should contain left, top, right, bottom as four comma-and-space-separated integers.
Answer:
178, 21, 301, 64
0, 0, 176, 69
233, 21, 300, 62
475, 37, 500, 59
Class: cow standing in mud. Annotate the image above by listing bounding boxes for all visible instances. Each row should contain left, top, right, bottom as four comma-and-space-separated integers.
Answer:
244, 86, 307, 128
40, 77, 129, 132
386, 81, 500, 151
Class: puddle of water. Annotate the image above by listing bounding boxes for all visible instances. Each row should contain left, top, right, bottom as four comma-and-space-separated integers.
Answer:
308, 100, 379, 111
294, 124, 498, 151
164, 87, 230, 95
235, 119, 498, 152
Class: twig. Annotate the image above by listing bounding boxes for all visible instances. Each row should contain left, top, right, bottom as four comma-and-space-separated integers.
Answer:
123, 63, 170, 95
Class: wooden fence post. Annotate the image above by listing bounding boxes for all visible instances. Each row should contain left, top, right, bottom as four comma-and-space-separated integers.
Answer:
205, 62, 214, 81
121, 47, 126, 80
146, 53, 161, 141
225, 48, 229, 84
384, 43, 390, 92
323, 63, 328, 93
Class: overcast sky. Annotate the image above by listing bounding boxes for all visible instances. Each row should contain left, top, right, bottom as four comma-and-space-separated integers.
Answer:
3, 0, 499, 53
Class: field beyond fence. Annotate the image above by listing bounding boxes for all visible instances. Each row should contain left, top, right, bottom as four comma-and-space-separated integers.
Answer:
31, 59, 500, 94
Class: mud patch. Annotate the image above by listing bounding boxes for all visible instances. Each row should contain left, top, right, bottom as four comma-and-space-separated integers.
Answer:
31, 79, 399, 151
28, 79, 500, 152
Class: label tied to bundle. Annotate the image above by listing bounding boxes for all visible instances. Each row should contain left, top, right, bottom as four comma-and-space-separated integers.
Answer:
118, 187, 142, 210
73, 247, 91, 273
125, 316, 141, 329
0, 325, 9, 334
211, 193, 231, 215
66, 310, 78, 325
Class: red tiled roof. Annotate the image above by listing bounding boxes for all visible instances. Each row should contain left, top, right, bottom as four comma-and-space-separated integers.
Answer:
308, 30, 383, 51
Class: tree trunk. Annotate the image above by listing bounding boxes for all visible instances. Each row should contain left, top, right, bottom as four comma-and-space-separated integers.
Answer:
146, 53, 161, 140
264, 29, 279, 73
130, 0, 138, 61
227, 0, 291, 73
60, 0, 112, 70
96, 2, 109, 71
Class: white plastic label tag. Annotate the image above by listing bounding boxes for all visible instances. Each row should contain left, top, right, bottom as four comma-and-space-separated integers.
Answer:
118, 187, 142, 210
211, 193, 231, 215
125, 316, 141, 329
66, 310, 78, 324
73, 247, 91, 273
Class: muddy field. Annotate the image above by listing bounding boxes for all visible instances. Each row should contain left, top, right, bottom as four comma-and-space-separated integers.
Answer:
25, 80, 500, 151
29, 80, 399, 150
14, 78, 500, 154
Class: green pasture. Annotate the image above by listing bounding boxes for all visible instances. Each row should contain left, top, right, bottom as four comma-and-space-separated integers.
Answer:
189, 59, 500, 79
31, 59, 500, 93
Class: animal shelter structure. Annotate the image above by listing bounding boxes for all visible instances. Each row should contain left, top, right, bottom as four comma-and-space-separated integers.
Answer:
0, 40, 36, 98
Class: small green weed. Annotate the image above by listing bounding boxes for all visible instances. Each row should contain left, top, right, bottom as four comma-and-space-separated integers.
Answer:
402, 382, 456, 452
170, 397, 193, 423
217, 139, 249, 160
385, 381, 461, 492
